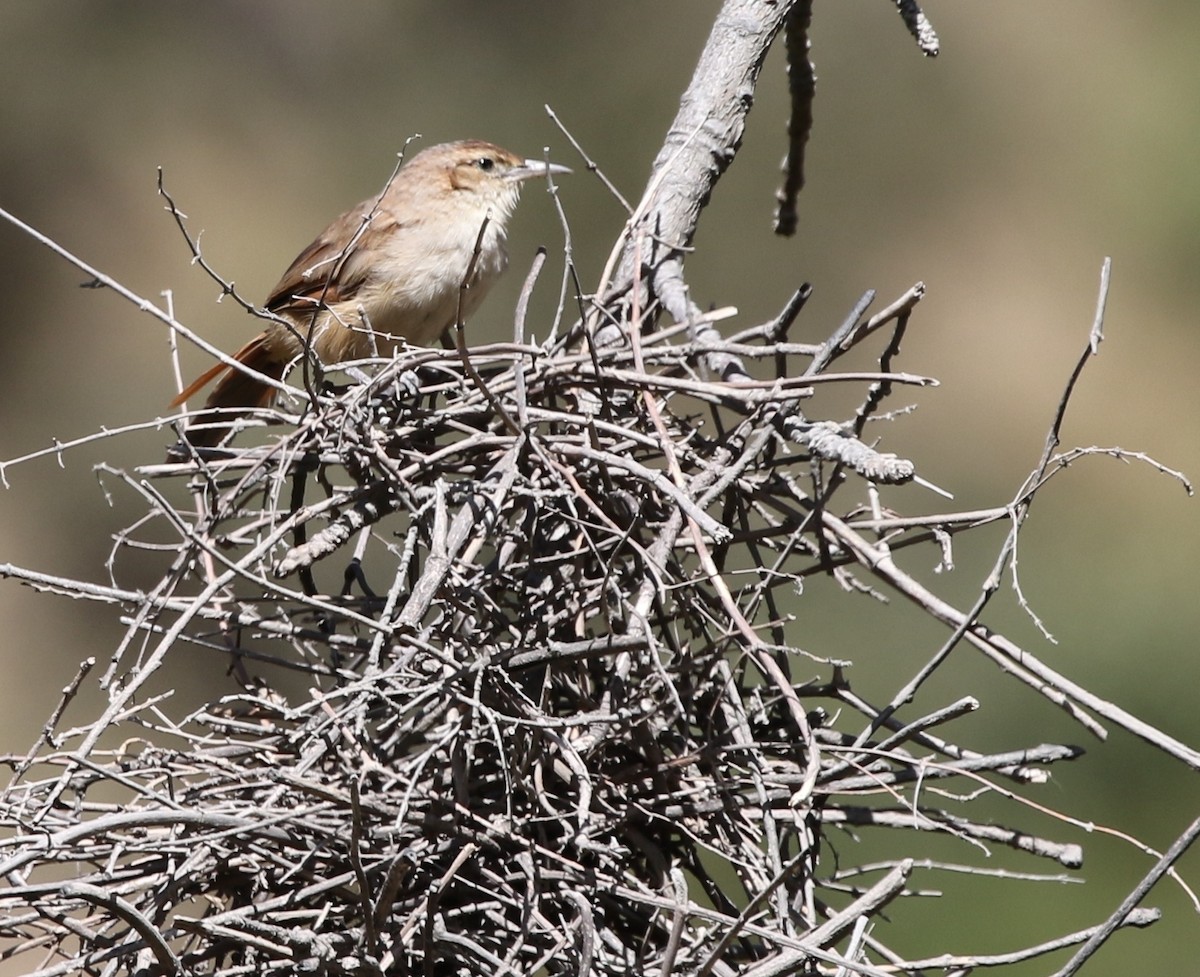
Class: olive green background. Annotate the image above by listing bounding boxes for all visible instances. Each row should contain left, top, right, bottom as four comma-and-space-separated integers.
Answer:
1, 3, 1197, 973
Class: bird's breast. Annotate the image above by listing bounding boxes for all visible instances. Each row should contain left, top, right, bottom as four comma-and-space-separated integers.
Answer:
329, 218, 509, 353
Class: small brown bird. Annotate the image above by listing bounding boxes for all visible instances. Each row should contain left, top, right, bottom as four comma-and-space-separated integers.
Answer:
172, 139, 569, 447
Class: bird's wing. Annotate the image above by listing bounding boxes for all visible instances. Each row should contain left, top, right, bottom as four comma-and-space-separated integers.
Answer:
264, 199, 405, 317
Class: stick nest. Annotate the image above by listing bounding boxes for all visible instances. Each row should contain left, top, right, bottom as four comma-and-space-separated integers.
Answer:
0, 288, 1122, 976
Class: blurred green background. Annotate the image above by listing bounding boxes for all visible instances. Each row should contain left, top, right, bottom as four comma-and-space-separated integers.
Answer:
1, 2, 1197, 973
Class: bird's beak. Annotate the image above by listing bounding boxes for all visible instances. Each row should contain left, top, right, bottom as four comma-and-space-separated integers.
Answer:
508, 158, 572, 182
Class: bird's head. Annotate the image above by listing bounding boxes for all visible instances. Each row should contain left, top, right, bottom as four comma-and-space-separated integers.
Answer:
407, 140, 571, 224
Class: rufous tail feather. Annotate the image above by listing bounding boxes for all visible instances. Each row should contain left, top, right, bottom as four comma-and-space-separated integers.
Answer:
170, 333, 283, 448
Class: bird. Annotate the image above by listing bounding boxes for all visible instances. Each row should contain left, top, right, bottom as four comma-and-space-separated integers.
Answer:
171, 139, 569, 448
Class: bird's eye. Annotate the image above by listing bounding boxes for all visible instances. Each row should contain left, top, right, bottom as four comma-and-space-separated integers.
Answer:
475, 157, 495, 171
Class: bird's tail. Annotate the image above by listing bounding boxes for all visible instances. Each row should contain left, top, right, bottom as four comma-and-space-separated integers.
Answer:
171, 333, 283, 449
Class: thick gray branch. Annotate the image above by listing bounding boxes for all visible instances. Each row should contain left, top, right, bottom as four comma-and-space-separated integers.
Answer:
603, 0, 798, 350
